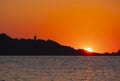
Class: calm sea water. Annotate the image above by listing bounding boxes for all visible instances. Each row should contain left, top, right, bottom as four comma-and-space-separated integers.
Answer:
0, 56, 120, 81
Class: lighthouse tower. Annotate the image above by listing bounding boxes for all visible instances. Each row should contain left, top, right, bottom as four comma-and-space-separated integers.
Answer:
34, 35, 37, 40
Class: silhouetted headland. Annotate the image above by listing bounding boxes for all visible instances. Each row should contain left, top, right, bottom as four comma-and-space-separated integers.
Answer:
0, 33, 120, 56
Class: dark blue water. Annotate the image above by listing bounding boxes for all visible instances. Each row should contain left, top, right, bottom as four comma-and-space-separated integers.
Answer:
0, 56, 120, 81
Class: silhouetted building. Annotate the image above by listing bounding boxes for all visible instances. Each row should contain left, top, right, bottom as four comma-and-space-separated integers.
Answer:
34, 35, 37, 40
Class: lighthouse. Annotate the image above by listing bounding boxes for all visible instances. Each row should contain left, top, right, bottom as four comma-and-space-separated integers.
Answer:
34, 35, 37, 40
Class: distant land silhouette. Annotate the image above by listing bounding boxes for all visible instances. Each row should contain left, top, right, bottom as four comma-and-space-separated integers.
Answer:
0, 33, 120, 56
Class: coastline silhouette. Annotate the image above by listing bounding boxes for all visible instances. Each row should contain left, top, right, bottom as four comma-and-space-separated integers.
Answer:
0, 33, 120, 56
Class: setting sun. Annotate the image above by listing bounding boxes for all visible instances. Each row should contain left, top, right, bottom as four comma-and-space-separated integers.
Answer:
84, 48, 93, 52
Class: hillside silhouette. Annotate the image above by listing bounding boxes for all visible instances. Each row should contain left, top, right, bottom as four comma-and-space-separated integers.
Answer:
0, 33, 120, 56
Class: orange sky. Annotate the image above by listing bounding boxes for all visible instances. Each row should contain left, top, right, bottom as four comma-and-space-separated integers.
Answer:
0, 0, 120, 53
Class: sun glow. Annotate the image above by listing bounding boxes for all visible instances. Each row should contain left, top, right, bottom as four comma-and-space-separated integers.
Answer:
84, 48, 93, 52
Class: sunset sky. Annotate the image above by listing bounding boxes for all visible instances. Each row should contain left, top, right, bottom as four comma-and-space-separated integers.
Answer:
0, 0, 120, 53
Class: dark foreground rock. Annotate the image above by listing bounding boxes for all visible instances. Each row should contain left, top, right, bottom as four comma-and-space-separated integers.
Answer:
0, 33, 120, 56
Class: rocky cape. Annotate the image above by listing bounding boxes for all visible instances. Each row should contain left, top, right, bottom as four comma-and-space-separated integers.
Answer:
0, 33, 120, 56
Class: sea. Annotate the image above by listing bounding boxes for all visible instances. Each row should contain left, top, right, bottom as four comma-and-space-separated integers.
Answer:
0, 56, 120, 81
